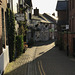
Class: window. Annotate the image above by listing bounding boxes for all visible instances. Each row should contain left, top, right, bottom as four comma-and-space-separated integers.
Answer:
72, 18, 74, 32
29, 13, 31, 20
1, 8, 5, 48
72, 0, 74, 9
70, 0, 71, 10
35, 24, 38, 27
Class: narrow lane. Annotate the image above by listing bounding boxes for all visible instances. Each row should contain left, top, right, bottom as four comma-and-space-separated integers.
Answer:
27, 40, 55, 75
27, 40, 75, 75
4, 40, 75, 75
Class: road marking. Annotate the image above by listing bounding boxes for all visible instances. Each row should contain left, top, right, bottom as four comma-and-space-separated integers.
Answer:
38, 61, 42, 75
38, 60, 46, 75
40, 61, 46, 75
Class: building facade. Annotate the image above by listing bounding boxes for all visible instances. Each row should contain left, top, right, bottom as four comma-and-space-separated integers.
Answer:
69, 0, 75, 56
56, 1, 68, 32
0, 0, 7, 54
7, 0, 13, 11
26, 8, 56, 42
0, 0, 9, 74
56, 0, 75, 56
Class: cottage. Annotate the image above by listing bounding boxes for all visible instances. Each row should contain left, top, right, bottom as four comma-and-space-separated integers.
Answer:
27, 8, 56, 42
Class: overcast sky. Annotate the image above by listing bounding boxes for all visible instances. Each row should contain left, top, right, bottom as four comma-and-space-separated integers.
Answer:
13, 0, 58, 16
32, 0, 57, 15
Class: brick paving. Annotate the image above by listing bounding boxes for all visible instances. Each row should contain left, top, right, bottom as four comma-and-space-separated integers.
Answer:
4, 47, 37, 75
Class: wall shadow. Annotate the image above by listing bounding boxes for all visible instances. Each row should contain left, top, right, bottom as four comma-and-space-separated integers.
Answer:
28, 39, 56, 48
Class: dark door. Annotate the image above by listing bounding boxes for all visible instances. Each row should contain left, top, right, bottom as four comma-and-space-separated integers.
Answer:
73, 38, 75, 56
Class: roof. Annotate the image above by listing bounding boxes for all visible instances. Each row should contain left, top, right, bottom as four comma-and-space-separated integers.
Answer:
56, 1, 68, 11
43, 13, 57, 24
32, 15, 41, 21
39, 14, 50, 23
32, 15, 50, 23
25, 0, 32, 7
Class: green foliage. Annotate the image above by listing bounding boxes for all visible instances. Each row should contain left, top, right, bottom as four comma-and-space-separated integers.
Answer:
19, 25, 25, 35
18, 12, 28, 41
16, 35, 24, 57
6, 8, 16, 61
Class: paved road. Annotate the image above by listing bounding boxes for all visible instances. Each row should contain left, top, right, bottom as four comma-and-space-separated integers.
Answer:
4, 40, 75, 75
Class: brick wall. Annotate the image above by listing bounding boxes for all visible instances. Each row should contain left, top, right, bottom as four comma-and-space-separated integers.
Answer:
69, 0, 75, 32
0, 0, 7, 55
68, 0, 75, 56
58, 11, 67, 21
0, 7, 2, 54
63, 33, 75, 56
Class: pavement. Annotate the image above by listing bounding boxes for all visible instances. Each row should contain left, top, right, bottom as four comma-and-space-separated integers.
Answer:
4, 40, 75, 75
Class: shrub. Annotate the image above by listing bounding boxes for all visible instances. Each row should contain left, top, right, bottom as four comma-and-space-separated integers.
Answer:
16, 35, 24, 57
6, 8, 16, 61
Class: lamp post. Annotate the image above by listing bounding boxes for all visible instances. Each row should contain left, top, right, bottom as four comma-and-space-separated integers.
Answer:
66, 25, 69, 56
66, 0, 69, 56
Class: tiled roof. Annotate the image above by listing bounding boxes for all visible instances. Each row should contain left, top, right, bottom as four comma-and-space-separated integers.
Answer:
32, 15, 41, 20
43, 13, 57, 24
56, 1, 68, 11
32, 15, 50, 23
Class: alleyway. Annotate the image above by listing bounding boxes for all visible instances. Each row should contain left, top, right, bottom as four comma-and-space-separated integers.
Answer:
4, 40, 75, 75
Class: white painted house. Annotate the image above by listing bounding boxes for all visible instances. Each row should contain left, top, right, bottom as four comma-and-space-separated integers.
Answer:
28, 8, 57, 42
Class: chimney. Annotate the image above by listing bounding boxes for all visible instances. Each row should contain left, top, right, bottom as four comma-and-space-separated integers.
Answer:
34, 7, 39, 16
52, 13, 55, 16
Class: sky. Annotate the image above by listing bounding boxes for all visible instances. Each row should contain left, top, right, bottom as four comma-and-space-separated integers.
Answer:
32, 0, 57, 15
13, 0, 58, 16
13, 0, 18, 13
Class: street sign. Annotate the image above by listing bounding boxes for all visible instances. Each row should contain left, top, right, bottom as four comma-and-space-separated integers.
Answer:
15, 13, 25, 21
66, 25, 69, 29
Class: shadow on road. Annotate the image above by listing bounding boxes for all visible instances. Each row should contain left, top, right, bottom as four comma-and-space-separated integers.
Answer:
4, 40, 56, 75
4, 46, 75, 75
31, 39, 56, 47
4, 47, 54, 75
4, 39, 75, 75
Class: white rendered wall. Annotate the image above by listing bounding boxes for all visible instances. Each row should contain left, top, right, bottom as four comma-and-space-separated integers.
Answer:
0, 46, 9, 74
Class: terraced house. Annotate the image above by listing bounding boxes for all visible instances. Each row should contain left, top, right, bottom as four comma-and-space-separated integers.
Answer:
0, 0, 9, 74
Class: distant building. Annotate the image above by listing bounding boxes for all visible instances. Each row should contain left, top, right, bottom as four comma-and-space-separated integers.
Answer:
26, 8, 56, 42
56, 0, 69, 32
43, 13, 57, 39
